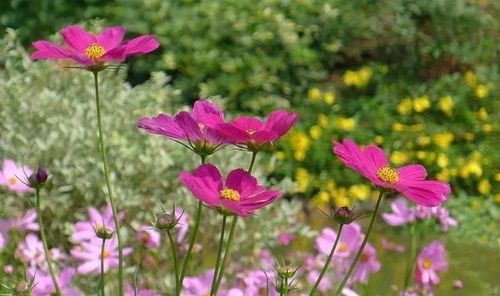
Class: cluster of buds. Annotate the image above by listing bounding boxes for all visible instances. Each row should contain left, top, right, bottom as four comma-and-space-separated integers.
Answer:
274, 260, 300, 295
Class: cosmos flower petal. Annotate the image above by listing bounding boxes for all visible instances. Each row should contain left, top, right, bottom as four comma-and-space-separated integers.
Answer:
121, 35, 160, 56
225, 169, 258, 197
60, 25, 96, 53
192, 100, 224, 126
137, 114, 187, 140
175, 112, 204, 142
31, 41, 72, 60
397, 164, 428, 181
263, 110, 299, 140
400, 180, 450, 207
96, 26, 126, 50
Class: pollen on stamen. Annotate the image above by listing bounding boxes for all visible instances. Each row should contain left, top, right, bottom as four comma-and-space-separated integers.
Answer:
220, 188, 241, 201
7, 177, 18, 185
376, 165, 399, 184
198, 123, 205, 134
422, 259, 432, 269
85, 43, 106, 61
247, 129, 256, 135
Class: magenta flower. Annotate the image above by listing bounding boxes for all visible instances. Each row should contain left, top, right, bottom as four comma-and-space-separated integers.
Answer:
0, 159, 33, 192
31, 25, 159, 67
28, 267, 82, 296
72, 203, 124, 242
235, 270, 279, 296
179, 164, 281, 217
348, 243, 381, 284
414, 241, 447, 285
138, 100, 226, 153
333, 139, 451, 206
136, 226, 161, 249
278, 233, 296, 246
71, 237, 132, 274
216, 111, 299, 146
382, 198, 415, 226
315, 224, 362, 258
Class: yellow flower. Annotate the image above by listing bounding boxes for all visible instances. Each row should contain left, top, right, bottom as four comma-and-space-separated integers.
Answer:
417, 136, 431, 147
478, 179, 491, 195
416, 151, 427, 160
312, 191, 330, 207
413, 95, 431, 112
343, 67, 372, 88
464, 133, 474, 141
495, 173, 500, 182
295, 168, 311, 193
464, 71, 478, 86
433, 133, 454, 149
437, 153, 449, 168
471, 151, 481, 161
459, 160, 482, 178
390, 151, 409, 165
294, 150, 306, 161
470, 200, 481, 209
308, 88, 322, 101
309, 125, 322, 140
374, 136, 384, 145
290, 131, 310, 152
477, 108, 488, 120
482, 124, 492, 133
397, 97, 413, 115
324, 92, 336, 104
475, 85, 488, 98
318, 114, 329, 128
438, 96, 453, 116
436, 169, 450, 182
411, 124, 423, 132
349, 184, 370, 200
275, 151, 285, 160
392, 123, 405, 132
326, 179, 336, 191
495, 194, 500, 203
335, 117, 356, 131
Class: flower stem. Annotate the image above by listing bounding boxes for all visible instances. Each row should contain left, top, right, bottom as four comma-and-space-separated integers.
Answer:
212, 215, 238, 295
310, 224, 344, 296
403, 223, 418, 289
335, 191, 384, 295
92, 71, 124, 296
210, 215, 227, 295
167, 230, 180, 293
35, 189, 62, 296
177, 155, 206, 295
100, 239, 106, 296
248, 151, 257, 174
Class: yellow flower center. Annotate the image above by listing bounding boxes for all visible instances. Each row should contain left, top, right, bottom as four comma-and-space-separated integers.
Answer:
376, 166, 399, 184
247, 129, 256, 135
360, 252, 369, 262
422, 259, 432, 269
338, 243, 348, 252
140, 232, 150, 244
7, 177, 18, 185
85, 43, 106, 61
198, 123, 205, 134
220, 188, 241, 201
102, 250, 110, 259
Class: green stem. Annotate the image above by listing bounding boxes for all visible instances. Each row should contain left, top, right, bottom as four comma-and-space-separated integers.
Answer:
284, 278, 289, 296
100, 239, 106, 296
210, 215, 227, 295
93, 71, 124, 296
248, 151, 257, 174
335, 191, 384, 295
310, 224, 344, 296
167, 230, 180, 293
177, 155, 206, 295
35, 189, 62, 296
212, 215, 238, 295
403, 224, 418, 289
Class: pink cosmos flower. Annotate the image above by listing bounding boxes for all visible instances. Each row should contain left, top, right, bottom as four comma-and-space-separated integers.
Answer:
382, 198, 415, 226
31, 25, 159, 67
433, 207, 458, 231
72, 203, 124, 242
380, 238, 405, 253
315, 223, 362, 258
179, 164, 281, 217
306, 270, 333, 293
235, 270, 278, 296
414, 241, 447, 285
28, 267, 82, 296
0, 210, 39, 249
333, 139, 451, 206
136, 226, 161, 249
15, 234, 67, 272
138, 100, 226, 150
453, 280, 463, 289
216, 111, 299, 145
181, 269, 217, 296
0, 159, 33, 192
125, 283, 160, 296
347, 243, 381, 284
175, 208, 189, 243
278, 233, 296, 246
71, 237, 132, 274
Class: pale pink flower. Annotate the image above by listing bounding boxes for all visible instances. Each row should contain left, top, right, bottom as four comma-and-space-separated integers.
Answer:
15, 234, 67, 272
71, 237, 132, 274
175, 208, 189, 243
306, 270, 333, 293
136, 226, 161, 249
348, 243, 381, 284
414, 241, 447, 285
72, 203, 124, 242
0, 159, 32, 192
382, 198, 415, 226
315, 223, 362, 258
181, 269, 217, 296
28, 267, 82, 296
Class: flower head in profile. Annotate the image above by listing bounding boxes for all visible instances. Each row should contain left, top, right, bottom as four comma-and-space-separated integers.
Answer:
28, 267, 82, 296
216, 111, 299, 151
333, 139, 451, 206
179, 164, 281, 217
138, 100, 226, 156
0, 159, 33, 192
414, 241, 447, 285
72, 203, 124, 242
71, 237, 132, 274
31, 25, 159, 69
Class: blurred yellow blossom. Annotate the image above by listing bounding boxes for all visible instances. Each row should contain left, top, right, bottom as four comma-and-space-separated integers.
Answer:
470, 201, 481, 209
374, 136, 384, 144
309, 125, 322, 140
308, 88, 322, 101
318, 114, 329, 128
275, 151, 285, 160
477, 108, 488, 120
294, 151, 306, 161
295, 168, 311, 193
343, 67, 373, 88
413, 95, 431, 112
433, 133, 454, 149
335, 117, 356, 131
437, 154, 449, 168
436, 169, 450, 182
475, 85, 488, 98
471, 151, 481, 161
426, 152, 436, 164
397, 97, 413, 115
326, 179, 336, 191
438, 96, 453, 116
482, 124, 492, 133
324, 92, 336, 104
349, 184, 370, 200
464, 133, 475, 141
417, 136, 431, 147
478, 179, 491, 195
416, 151, 427, 160
391, 151, 409, 165
392, 123, 405, 132
464, 71, 478, 86
411, 124, 424, 132
495, 173, 500, 182
459, 160, 482, 178
496, 194, 500, 203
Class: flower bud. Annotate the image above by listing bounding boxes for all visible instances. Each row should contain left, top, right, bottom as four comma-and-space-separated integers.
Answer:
28, 166, 49, 189
94, 224, 115, 240
155, 213, 177, 231
333, 206, 355, 224
14, 280, 30, 294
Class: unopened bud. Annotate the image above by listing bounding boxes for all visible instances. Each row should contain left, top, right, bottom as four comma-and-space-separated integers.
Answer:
333, 206, 355, 225
156, 213, 177, 231
28, 166, 49, 189
94, 224, 115, 240
14, 281, 29, 294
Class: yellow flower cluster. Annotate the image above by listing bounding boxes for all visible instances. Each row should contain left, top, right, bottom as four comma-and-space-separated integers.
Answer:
397, 95, 431, 114
288, 131, 311, 161
312, 181, 375, 208
295, 168, 311, 193
465, 71, 490, 99
438, 96, 454, 116
343, 67, 373, 88
334, 117, 356, 131
433, 133, 454, 149
308, 88, 336, 104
